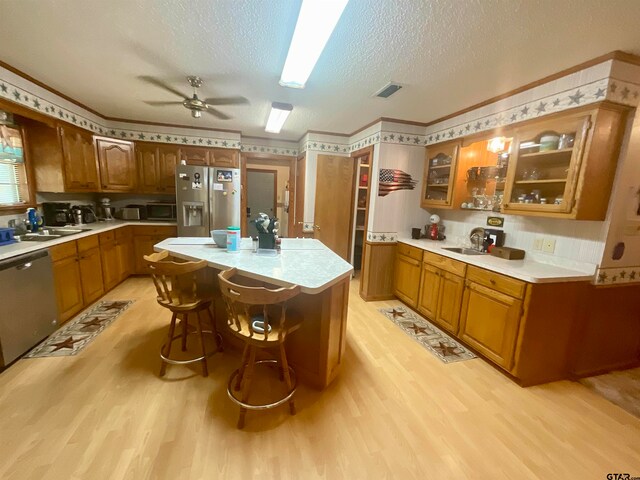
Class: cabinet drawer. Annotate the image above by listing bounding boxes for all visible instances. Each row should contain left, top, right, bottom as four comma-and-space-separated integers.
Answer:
397, 242, 423, 261
423, 251, 466, 277
50, 241, 78, 262
77, 234, 99, 253
466, 265, 526, 299
132, 226, 177, 237
115, 226, 133, 241
99, 230, 115, 245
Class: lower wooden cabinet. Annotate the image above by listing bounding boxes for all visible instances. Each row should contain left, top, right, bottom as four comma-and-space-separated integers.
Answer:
417, 263, 440, 319
100, 240, 121, 291
459, 280, 523, 370
78, 247, 105, 305
116, 228, 134, 280
52, 255, 84, 324
133, 226, 177, 274
433, 270, 465, 334
393, 253, 421, 307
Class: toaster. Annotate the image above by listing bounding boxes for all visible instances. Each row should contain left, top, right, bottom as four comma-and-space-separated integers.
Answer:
121, 205, 146, 220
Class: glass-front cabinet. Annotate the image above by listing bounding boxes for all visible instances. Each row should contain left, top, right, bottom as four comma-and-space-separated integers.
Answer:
421, 141, 459, 208
502, 114, 591, 215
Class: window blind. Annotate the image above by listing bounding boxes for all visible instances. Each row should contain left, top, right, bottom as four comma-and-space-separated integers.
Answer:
0, 160, 23, 204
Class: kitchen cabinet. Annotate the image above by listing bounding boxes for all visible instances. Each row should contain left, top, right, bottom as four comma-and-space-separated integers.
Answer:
133, 225, 178, 274
211, 148, 239, 168
502, 103, 627, 220
180, 146, 211, 166
136, 142, 179, 194
50, 242, 84, 324
421, 141, 460, 208
416, 251, 466, 334
99, 230, 123, 291
77, 235, 104, 305
459, 267, 525, 370
96, 136, 136, 192
115, 227, 134, 281
60, 125, 100, 191
393, 243, 423, 307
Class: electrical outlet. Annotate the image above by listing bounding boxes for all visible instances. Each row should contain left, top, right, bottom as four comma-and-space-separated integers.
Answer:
542, 238, 556, 254
533, 238, 544, 251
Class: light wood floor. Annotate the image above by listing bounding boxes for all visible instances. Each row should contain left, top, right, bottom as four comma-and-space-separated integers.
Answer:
1, 276, 639, 479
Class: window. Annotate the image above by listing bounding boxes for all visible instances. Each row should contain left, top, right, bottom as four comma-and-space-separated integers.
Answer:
0, 125, 29, 207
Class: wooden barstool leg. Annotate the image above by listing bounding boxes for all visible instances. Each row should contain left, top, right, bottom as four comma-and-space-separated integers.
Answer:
181, 313, 189, 352
206, 306, 223, 351
160, 312, 178, 377
238, 345, 256, 429
235, 342, 250, 391
279, 342, 296, 415
195, 311, 209, 377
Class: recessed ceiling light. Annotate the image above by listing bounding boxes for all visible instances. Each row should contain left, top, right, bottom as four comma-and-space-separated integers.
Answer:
265, 102, 293, 134
279, 0, 349, 89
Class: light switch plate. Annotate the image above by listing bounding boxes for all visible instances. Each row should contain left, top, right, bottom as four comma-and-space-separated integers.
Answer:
542, 238, 556, 254
533, 238, 543, 251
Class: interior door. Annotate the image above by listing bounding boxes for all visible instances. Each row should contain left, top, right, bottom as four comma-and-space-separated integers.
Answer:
246, 169, 276, 236
314, 155, 355, 260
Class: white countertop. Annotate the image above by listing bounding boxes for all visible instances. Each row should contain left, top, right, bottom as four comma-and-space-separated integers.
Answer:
0, 220, 176, 262
397, 237, 596, 283
154, 237, 354, 294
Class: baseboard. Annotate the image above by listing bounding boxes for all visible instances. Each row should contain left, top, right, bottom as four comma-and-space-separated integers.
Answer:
359, 292, 396, 302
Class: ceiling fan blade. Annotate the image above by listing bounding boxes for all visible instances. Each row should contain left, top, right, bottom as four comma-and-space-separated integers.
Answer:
203, 96, 249, 106
138, 76, 187, 99
205, 108, 231, 120
144, 101, 184, 106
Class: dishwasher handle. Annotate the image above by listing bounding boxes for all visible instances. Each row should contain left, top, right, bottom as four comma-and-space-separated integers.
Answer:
15, 262, 33, 271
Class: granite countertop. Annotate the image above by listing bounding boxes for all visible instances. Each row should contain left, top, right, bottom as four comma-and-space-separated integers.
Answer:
0, 220, 177, 262
154, 237, 354, 294
397, 237, 596, 284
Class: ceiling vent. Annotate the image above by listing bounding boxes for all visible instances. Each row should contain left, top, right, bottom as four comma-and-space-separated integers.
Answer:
374, 82, 402, 98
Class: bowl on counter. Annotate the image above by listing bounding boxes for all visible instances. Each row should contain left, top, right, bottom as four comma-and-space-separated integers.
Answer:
210, 229, 227, 248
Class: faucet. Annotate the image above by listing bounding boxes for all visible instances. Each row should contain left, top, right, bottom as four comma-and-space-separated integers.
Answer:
470, 232, 483, 251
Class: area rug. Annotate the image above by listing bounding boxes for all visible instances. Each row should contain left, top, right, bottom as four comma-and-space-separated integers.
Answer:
579, 367, 640, 419
379, 306, 476, 364
25, 300, 133, 358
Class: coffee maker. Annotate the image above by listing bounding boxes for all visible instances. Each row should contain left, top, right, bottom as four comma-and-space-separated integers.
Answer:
42, 202, 72, 226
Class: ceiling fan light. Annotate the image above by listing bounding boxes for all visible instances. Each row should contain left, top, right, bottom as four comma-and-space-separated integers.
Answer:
265, 102, 293, 134
192, 109, 202, 119
279, 0, 349, 89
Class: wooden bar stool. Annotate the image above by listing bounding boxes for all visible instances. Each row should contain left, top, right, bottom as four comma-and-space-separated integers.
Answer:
218, 268, 302, 429
144, 251, 222, 377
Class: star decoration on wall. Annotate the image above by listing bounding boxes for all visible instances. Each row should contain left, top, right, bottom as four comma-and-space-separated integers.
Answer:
33, 99, 41, 109
597, 272, 608, 283
594, 87, 606, 99
536, 102, 546, 113
630, 271, 637, 280
621, 87, 630, 100
568, 90, 585, 105
12, 89, 21, 100
610, 82, 618, 93
0, 83, 7, 93
510, 114, 518, 122
520, 106, 529, 116
552, 98, 561, 107
474, 122, 482, 131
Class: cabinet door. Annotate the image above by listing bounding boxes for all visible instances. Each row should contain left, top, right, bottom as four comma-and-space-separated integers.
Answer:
101, 241, 121, 291
421, 141, 459, 208
79, 247, 105, 305
133, 235, 156, 274
137, 144, 160, 193
180, 146, 210, 165
434, 271, 464, 334
459, 281, 522, 370
417, 263, 440, 319
60, 126, 99, 191
115, 233, 134, 281
52, 255, 84, 323
158, 146, 179, 193
96, 137, 136, 191
393, 254, 421, 307
211, 148, 239, 168
502, 114, 591, 215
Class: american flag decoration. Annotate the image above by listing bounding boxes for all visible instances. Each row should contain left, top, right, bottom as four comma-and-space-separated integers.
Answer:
378, 169, 417, 197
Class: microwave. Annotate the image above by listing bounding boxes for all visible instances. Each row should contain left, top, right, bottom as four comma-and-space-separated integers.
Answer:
146, 202, 177, 221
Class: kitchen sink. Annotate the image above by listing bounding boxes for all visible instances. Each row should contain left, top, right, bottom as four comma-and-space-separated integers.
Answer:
18, 228, 92, 242
442, 247, 486, 256
19, 234, 63, 242
47, 228, 93, 236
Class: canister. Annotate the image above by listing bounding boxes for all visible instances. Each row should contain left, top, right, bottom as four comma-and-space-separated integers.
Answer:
226, 226, 241, 252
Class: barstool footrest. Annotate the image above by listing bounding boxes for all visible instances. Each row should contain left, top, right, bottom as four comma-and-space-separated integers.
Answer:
160, 330, 220, 366
227, 360, 297, 411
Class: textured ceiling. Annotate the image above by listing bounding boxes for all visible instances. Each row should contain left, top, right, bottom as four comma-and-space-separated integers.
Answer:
1, 0, 640, 140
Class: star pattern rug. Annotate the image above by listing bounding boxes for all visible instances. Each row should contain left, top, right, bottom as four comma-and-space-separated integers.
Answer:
379, 306, 476, 364
24, 300, 133, 358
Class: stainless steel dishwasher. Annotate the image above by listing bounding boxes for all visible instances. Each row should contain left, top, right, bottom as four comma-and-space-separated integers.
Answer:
0, 249, 58, 367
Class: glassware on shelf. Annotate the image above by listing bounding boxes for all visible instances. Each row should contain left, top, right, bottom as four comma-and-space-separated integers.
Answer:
558, 133, 575, 149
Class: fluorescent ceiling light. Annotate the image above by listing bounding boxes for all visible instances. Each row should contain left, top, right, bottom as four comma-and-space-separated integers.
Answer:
265, 102, 293, 133
279, 0, 349, 89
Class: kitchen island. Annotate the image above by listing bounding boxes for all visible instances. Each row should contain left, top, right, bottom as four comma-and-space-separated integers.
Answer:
154, 237, 354, 389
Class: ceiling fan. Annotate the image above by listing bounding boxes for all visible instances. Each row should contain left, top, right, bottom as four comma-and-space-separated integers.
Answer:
141, 75, 248, 119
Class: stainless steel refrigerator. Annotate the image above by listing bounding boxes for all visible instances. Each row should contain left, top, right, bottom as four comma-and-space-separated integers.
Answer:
176, 164, 241, 237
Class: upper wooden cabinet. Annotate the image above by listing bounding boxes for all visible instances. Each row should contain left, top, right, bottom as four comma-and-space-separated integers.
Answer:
180, 146, 210, 166
421, 141, 459, 208
502, 104, 627, 220
95, 136, 136, 192
211, 148, 239, 168
136, 142, 178, 194
59, 125, 100, 191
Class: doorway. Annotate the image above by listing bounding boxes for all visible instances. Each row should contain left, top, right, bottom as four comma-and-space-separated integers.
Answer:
246, 169, 277, 236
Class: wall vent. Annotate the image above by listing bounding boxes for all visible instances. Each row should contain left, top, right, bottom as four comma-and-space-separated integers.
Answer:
374, 82, 402, 98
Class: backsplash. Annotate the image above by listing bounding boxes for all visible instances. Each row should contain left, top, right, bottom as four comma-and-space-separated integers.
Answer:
424, 209, 606, 266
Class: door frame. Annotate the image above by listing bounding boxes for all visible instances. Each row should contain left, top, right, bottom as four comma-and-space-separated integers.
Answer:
246, 168, 278, 228
240, 152, 296, 237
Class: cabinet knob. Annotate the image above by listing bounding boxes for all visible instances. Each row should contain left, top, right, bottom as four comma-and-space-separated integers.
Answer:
490, 279, 496, 285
